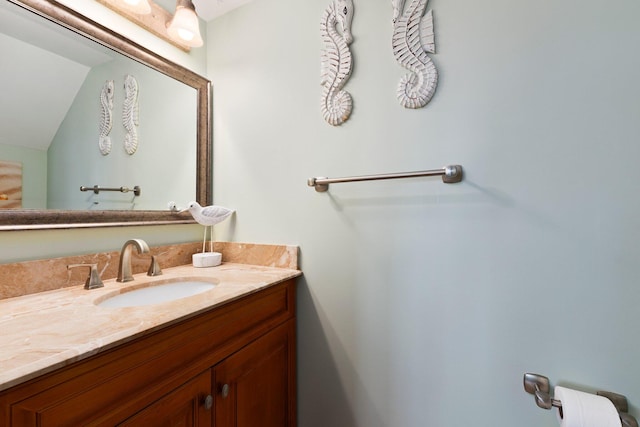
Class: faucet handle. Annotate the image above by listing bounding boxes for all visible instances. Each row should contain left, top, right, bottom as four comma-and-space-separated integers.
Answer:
68, 263, 104, 290
147, 255, 163, 277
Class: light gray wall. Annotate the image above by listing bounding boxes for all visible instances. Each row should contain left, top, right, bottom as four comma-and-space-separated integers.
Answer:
207, 0, 640, 426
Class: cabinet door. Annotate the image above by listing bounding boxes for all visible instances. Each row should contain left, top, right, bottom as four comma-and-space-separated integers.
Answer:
119, 370, 213, 427
214, 320, 295, 427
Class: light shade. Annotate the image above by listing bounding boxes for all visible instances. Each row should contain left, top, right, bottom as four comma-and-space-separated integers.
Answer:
167, 0, 203, 47
120, 0, 151, 14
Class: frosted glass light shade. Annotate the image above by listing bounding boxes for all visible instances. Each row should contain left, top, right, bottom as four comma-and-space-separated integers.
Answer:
167, 1, 203, 47
121, 0, 151, 14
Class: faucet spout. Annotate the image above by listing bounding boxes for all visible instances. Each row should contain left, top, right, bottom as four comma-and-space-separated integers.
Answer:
117, 238, 150, 283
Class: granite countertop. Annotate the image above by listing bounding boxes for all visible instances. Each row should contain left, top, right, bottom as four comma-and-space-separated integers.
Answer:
0, 262, 301, 392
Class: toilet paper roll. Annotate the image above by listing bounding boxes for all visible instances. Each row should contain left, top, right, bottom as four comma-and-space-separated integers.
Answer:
555, 386, 622, 427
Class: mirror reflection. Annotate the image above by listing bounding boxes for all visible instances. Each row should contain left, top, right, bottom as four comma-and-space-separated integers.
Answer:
0, 0, 197, 211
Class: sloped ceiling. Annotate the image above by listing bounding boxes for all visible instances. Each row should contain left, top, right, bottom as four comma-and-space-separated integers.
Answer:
0, 1, 114, 151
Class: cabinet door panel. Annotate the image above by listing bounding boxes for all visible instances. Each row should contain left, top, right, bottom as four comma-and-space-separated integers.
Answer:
214, 320, 295, 427
119, 370, 212, 427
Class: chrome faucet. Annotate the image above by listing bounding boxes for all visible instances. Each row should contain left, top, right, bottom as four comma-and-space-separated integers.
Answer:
117, 239, 150, 283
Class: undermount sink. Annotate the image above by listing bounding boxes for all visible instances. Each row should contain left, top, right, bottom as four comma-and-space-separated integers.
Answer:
97, 279, 216, 308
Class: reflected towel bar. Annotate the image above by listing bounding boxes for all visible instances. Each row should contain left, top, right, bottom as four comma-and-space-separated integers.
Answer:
523, 373, 638, 427
80, 185, 141, 196
307, 165, 463, 192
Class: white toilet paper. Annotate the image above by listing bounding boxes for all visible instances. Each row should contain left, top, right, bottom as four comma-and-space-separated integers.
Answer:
554, 386, 622, 427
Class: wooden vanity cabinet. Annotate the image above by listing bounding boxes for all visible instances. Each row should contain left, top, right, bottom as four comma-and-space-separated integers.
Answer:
0, 279, 296, 427
118, 370, 213, 427
214, 318, 295, 427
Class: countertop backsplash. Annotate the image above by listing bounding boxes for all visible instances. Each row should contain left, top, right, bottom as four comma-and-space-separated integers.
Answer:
0, 241, 299, 300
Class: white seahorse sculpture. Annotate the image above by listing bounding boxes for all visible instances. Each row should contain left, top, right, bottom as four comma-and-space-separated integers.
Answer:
122, 74, 140, 155
98, 80, 114, 155
320, 0, 354, 126
391, 0, 438, 109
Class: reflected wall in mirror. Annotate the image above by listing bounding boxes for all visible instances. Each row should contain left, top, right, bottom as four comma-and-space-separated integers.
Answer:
0, 0, 211, 230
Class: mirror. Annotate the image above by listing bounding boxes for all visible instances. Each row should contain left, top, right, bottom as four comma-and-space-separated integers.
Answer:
0, 0, 211, 230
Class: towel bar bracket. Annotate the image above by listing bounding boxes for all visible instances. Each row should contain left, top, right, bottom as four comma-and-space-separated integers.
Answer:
307, 177, 329, 193
442, 165, 463, 183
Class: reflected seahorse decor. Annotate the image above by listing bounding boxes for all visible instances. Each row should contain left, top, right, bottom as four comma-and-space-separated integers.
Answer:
122, 74, 140, 155
320, 0, 354, 126
391, 0, 438, 109
98, 80, 114, 155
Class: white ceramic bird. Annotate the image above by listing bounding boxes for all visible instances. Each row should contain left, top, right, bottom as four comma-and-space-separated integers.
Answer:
180, 202, 234, 253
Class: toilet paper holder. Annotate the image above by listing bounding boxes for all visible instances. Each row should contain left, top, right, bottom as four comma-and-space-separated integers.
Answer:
523, 373, 638, 427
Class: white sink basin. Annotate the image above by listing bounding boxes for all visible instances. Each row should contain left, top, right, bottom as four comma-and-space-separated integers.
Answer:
97, 280, 216, 308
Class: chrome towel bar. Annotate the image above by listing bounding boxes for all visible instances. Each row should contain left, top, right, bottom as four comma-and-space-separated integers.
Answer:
307, 165, 463, 192
80, 185, 141, 196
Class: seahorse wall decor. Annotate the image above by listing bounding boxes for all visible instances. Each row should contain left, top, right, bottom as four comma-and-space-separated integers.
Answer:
320, 0, 355, 126
122, 74, 140, 155
391, 0, 438, 109
98, 80, 114, 155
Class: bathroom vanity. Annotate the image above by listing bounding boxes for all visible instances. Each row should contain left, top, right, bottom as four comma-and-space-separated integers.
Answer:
0, 252, 300, 426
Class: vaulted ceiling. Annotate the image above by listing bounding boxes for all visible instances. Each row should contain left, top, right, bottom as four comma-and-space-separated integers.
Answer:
0, 1, 114, 151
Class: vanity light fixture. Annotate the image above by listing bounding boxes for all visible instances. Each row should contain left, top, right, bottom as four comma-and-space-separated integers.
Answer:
166, 0, 203, 47
95, 0, 201, 51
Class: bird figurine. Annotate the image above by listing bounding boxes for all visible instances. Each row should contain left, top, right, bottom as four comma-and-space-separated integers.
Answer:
180, 202, 234, 253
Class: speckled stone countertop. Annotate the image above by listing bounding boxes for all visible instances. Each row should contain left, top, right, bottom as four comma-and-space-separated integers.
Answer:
0, 262, 301, 392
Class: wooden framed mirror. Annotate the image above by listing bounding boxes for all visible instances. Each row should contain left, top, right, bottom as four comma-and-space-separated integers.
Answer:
0, 0, 211, 230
